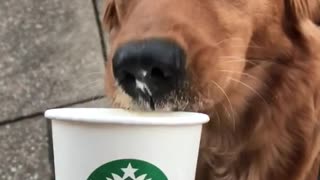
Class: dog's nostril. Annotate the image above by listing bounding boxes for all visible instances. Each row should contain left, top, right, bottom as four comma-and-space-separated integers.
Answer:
150, 67, 168, 80
120, 72, 135, 85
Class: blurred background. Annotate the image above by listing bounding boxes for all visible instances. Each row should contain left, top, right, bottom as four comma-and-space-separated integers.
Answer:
0, 0, 109, 179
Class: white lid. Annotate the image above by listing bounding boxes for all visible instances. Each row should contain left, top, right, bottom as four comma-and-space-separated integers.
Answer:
44, 108, 210, 126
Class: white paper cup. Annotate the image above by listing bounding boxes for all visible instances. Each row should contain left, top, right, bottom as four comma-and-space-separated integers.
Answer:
44, 108, 209, 180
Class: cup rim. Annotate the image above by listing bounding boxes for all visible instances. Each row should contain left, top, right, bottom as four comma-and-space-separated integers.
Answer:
44, 108, 210, 126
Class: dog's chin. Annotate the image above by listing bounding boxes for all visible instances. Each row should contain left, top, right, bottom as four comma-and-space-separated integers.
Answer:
112, 94, 190, 112
112, 97, 208, 114
111, 87, 203, 112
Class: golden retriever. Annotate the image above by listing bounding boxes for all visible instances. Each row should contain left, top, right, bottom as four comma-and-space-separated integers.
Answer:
103, 0, 320, 179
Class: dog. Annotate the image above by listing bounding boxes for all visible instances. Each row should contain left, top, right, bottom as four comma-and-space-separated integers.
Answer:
102, 0, 320, 179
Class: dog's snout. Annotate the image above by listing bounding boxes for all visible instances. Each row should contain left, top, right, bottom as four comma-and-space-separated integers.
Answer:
113, 39, 186, 100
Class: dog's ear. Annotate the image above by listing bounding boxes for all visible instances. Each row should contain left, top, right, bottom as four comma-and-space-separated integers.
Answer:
285, 0, 320, 25
310, 0, 320, 25
284, 0, 320, 45
103, 0, 119, 32
103, 0, 129, 32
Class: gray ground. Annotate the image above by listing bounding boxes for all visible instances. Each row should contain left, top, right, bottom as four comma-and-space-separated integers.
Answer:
0, 0, 108, 179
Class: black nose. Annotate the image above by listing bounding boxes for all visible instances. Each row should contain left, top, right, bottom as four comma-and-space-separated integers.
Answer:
112, 38, 186, 102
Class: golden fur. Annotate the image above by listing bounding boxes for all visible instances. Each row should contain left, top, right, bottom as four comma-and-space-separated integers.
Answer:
103, 0, 320, 179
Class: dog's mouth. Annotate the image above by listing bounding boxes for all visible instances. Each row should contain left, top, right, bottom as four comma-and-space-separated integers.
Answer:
113, 85, 191, 112
136, 93, 177, 112
137, 89, 156, 110
147, 95, 156, 110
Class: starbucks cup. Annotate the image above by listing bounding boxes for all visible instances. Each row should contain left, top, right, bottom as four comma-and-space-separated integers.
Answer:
44, 108, 209, 180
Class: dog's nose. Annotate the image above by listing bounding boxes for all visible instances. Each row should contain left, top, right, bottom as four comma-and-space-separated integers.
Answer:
112, 39, 186, 101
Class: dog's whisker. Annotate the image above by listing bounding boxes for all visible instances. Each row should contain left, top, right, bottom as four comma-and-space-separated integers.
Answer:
220, 56, 286, 66
219, 56, 272, 61
214, 106, 222, 128
229, 78, 268, 106
218, 57, 274, 74
213, 37, 245, 48
218, 56, 260, 67
230, 44, 265, 49
210, 80, 236, 131
218, 69, 269, 88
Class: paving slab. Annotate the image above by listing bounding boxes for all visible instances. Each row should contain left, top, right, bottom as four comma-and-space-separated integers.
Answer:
95, 0, 107, 25
0, 0, 105, 122
94, 0, 109, 53
0, 98, 111, 180
0, 118, 52, 180
71, 97, 110, 108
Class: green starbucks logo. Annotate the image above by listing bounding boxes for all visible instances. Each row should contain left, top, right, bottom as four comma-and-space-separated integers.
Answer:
88, 159, 168, 180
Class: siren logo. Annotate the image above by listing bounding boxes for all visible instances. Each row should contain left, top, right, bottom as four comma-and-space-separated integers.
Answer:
88, 159, 168, 180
